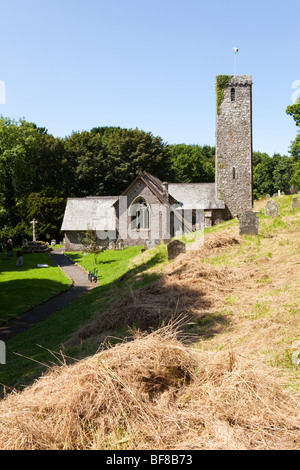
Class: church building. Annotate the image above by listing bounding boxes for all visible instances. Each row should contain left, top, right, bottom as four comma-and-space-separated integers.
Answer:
61, 75, 253, 251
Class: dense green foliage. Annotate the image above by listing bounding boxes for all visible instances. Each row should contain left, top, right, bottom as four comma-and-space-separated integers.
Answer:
286, 99, 300, 188
286, 100, 300, 128
0, 114, 296, 245
169, 144, 215, 183
0, 119, 174, 244
253, 152, 294, 199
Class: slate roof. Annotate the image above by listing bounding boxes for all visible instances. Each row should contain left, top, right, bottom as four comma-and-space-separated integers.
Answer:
61, 197, 118, 231
61, 176, 225, 233
168, 183, 225, 210
114, 171, 179, 207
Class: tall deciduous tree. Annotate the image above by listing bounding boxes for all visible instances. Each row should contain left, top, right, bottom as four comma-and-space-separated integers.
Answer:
286, 99, 300, 188
169, 144, 215, 183
101, 127, 172, 194
252, 151, 293, 198
286, 100, 300, 128
64, 130, 106, 197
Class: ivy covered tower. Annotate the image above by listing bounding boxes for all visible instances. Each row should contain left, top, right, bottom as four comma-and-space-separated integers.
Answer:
215, 75, 253, 218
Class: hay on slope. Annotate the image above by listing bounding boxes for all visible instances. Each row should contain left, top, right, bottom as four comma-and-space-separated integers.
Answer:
0, 330, 299, 450
67, 255, 238, 345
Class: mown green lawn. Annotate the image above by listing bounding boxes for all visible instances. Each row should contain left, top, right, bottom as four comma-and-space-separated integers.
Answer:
66, 246, 143, 286
0, 250, 71, 324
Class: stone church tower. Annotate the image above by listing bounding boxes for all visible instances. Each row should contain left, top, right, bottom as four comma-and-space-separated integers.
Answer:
215, 75, 253, 218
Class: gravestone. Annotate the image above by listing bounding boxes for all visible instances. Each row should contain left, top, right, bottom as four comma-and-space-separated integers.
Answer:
16, 251, 24, 267
292, 197, 300, 210
214, 218, 224, 225
167, 240, 186, 259
238, 211, 259, 236
145, 239, 160, 250
21, 240, 51, 253
116, 239, 124, 250
109, 241, 116, 250
0, 340, 5, 364
265, 199, 278, 218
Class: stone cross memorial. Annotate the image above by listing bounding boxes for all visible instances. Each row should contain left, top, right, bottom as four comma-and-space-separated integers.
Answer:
265, 199, 278, 218
31, 218, 38, 242
239, 211, 259, 236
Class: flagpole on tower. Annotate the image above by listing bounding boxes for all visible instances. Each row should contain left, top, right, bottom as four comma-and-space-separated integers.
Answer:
233, 47, 238, 75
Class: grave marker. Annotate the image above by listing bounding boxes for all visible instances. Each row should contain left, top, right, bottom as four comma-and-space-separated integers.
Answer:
265, 199, 278, 218
292, 197, 300, 210
239, 211, 259, 236
167, 240, 186, 259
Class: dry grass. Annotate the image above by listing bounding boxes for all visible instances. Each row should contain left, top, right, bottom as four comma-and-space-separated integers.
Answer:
201, 230, 241, 250
0, 328, 299, 450
1, 199, 299, 450
66, 234, 241, 346
253, 197, 269, 212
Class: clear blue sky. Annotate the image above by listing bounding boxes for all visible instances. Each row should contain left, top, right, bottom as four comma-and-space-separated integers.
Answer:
0, 0, 299, 156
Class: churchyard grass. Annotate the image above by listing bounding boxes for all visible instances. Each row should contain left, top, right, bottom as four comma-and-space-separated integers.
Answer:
65, 246, 143, 286
0, 250, 71, 324
0, 207, 299, 450
1, 194, 299, 396
0, 284, 117, 390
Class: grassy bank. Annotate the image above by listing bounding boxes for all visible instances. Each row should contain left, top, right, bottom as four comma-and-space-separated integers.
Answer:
0, 251, 71, 324
66, 246, 143, 286
0, 245, 162, 390
0, 195, 300, 449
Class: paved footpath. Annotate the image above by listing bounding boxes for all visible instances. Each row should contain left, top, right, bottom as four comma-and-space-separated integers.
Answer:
0, 249, 98, 341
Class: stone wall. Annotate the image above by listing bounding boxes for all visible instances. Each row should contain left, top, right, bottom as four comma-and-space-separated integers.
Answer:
64, 232, 84, 251
64, 231, 112, 251
216, 75, 253, 217
116, 179, 169, 247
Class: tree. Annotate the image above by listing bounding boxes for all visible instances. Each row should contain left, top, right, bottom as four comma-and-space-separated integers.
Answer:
64, 127, 172, 197
288, 133, 300, 162
0, 116, 72, 242
169, 144, 215, 183
286, 99, 300, 188
290, 161, 300, 188
79, 226, 108, 265
252, 152, 293, 199
102, 128, 172, 194
64, 130, 106, 197
272, 155, 294, 192
253, 154, 275, 198
286, 99, 300, 128
23, 191, 67, 241
286, 99, 300, 161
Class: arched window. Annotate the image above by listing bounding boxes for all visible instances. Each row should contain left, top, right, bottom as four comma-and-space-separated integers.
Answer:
130, 197, 150, 230
231, 87, 235, 102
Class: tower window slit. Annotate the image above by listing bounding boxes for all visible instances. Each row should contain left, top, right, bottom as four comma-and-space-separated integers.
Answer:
231, 87, 235, 102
